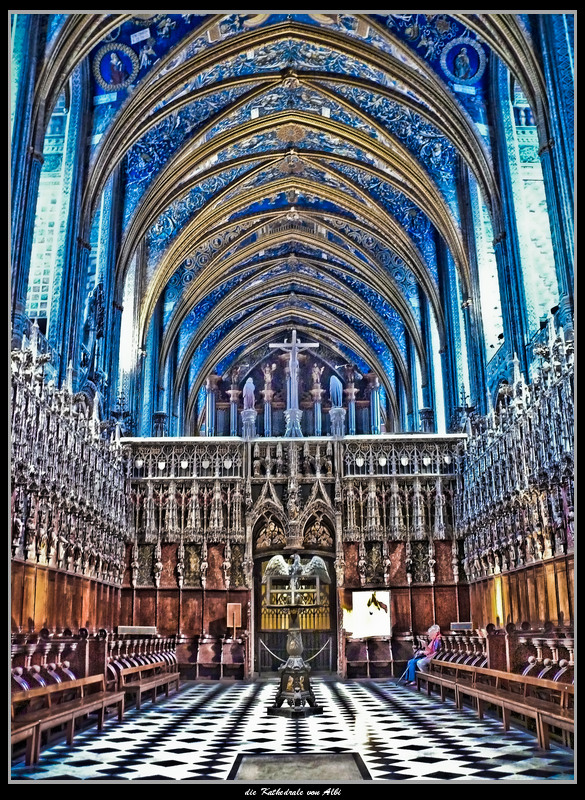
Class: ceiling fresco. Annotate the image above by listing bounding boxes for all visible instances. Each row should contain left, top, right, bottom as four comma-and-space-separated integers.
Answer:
24, 12, 560, 434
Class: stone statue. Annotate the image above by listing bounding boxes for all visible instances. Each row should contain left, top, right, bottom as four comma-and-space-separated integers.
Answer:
263, 362, 277, 387
312, 363, 324, 386
329, 374, 343, 407
243, 377, 255, 409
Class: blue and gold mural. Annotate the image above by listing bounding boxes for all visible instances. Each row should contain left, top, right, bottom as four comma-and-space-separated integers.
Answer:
11, 13, 573, 438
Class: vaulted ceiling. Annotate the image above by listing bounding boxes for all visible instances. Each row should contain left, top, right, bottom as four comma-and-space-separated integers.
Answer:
34, 13, 548, 431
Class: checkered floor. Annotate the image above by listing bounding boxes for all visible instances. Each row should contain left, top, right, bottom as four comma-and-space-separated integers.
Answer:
10, 679, 575, 783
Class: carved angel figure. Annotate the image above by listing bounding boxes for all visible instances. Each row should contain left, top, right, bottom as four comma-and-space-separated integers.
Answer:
262, 552, 330, 591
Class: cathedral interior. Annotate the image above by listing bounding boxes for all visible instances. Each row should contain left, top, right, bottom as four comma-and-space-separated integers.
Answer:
10, 12, 574, 785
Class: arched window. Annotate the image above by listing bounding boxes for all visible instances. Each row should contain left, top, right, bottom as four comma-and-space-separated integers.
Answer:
508, 76, 559, 335
25, 91, 70, 338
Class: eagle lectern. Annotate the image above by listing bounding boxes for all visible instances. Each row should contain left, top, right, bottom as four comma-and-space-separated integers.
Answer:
262, 553, 330, 717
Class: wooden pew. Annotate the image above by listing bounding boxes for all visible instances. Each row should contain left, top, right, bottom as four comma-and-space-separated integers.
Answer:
415, 660, 574, 749
415, 660, 463, 702
221, 639, 246, 680
196, 639, 222, 680
11, 721, 38, 766
119, 660, 180, 710
11, 674, 125, 764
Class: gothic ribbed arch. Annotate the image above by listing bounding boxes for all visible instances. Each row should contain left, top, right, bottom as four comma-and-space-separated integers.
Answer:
35, 15, 547, 212
84, 20, 496, 244
301, 73, 499, 219
304, 150, 470, 293
182, 312, 404, 429
184, 207, 446, 347
450, 14, 549, 136
299, 504, 336, 540
84, 73, 283, 230
142, 204, 444, 354
83, 21, 475, 209
174, 285, 408, 403
169, 273, 414, 405
158, 228, 426, 376
117, 106, 467, 312
137, 173, 438, 352
250, 507, 288, 546
30, 14, 133, 148
137, 168, 434, 340
368, 12, 550, 180
114, 96, 468, 273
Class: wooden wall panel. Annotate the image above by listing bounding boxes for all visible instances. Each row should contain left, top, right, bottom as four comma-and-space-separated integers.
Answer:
501, 574, 511, 627
519, 571, 530, 622
12, 561, 133, 634
434, 586, 458, 631
11, 562, 24, 631
534, 565, 547, 623
544, 562, 559, 623
119, 589, 133, 627
157, 590, 179, 635
71, 576, 83, 631
555, 559, 571, 626
22, 567, 36, 633
457, 585, 470, 625
181, 590, 202, 635
135, 590, 156, 628
161, 543, 177, 588
411, 588, 433, 633
46, 570, 57, 630
33, 567, 48, 631
435, 541, 454, 583
508, 572, 520, 624
467, 558, 574, 629
390, 587, 411, 633
524, 568, 535, 622
205, 592, 228, 637
567, 558, 574, 622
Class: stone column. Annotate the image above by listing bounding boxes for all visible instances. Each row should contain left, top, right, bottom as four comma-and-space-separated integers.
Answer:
539, 139, 574, 338
152, 411, 167, 437
205, 373, 221, 436
535, 16, 574, 339
311, 385, 324, 436
241, 408, 257, 440
11, 15, 45, 349
344, 383, 357, 436
329, 407, 346, 438
12, 149, 44, 349
419, 407, 434, 433
260, 387, 274, 437
365, 372, 381, 435
227, 386, 241, 437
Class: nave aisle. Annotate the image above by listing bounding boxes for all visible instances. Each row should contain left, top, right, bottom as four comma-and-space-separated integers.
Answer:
10, 679, 575, 783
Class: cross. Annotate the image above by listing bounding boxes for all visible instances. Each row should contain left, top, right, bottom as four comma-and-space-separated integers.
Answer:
269, 329, 319, 412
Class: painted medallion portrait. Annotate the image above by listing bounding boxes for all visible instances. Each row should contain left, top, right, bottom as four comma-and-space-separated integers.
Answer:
440, 37, 486, 84
93, 43, 139, 92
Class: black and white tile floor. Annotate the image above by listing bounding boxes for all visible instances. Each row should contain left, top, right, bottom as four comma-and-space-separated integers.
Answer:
10, 679, 575, 783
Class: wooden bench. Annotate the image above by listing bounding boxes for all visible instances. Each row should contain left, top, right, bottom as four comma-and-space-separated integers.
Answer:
119, 660, 180, 710
11, 720, 39, 766
11, 674, 125, 764
196, 639, 222, 680
221, 639, 246, 680
415, 660, 462, 702
416, 660, 574, 750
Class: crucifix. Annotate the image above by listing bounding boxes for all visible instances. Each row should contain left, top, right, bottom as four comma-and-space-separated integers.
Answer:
269, 329, 319, 437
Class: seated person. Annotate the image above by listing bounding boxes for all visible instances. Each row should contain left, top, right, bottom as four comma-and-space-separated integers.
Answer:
403, 625, 442, 684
